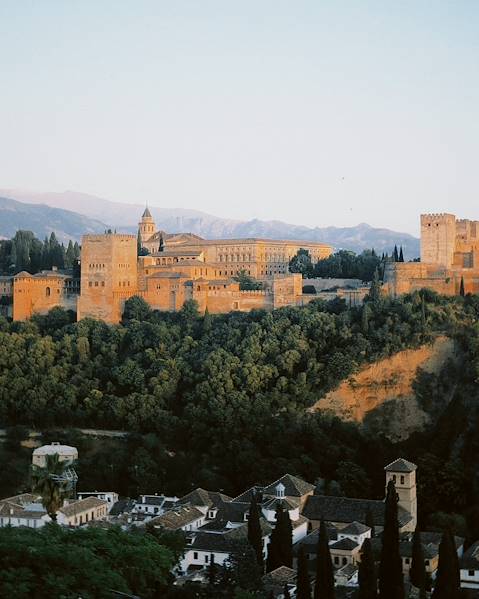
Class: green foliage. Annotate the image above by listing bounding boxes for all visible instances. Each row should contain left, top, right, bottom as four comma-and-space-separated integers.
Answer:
378, 481, 404, 599
0, 524, 176, 599
358, 538, 377, 599
289, 249, 314, 278
431, 530, 460, 598
248, 494, 264, 569
31, 453, 71, 521
314, 519, 334, 599
266, 505, 292, 571
296, 545, 312, 599
0, 230, 77, 275
233, 270, 263, 290
313, 249, 381, 281
409, 529, 426, 593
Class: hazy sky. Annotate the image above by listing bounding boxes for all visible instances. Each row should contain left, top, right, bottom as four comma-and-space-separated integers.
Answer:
0, 1, 478, 235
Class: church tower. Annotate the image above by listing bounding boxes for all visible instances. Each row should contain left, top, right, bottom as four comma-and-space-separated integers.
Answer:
384, 458, 417, 531
138, 207, 156, 250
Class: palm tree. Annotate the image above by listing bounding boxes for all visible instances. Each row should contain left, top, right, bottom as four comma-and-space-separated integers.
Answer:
31, 453, 69, 522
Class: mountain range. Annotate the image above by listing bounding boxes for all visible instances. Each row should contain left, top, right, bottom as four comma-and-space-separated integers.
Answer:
0, 189, 420, 258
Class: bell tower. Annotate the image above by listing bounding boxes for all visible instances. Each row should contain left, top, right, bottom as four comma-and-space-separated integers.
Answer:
384, 458, 417, 531
138, 207, 156, 249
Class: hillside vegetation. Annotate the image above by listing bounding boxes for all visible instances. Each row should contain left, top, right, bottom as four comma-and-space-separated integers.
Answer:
1, 290, 479, 541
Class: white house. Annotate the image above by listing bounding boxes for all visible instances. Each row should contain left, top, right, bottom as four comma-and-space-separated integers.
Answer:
0, 495, 50, 529
132, 494, 178, 517
77, 491, 119, 513
461, 541, 479, 589
150, 505, 206, 532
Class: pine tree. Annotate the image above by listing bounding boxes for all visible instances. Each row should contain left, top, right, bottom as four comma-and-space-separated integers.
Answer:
431, 530, 460, 598
361, 303, 370, 335
460, 276, 465, 297
378, 480, 404, 599
296, 545, 312, 599
399, 247, 404, 262
358, 538, 377, 599
314, 519, 335, 599
248, 493, 264, 569
409, 529, 426, 593
393, 245, 399, 262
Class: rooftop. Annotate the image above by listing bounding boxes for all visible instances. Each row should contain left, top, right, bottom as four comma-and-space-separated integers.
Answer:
59, 496, 108, 517
384, 458, 417, 473
150, 505, 204, 530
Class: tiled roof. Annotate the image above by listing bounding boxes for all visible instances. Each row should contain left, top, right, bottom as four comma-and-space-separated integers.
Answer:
177, 489, 231, 509
262, 566, 297, 585
340, 521, 371, 536
302, 495, 413, 528
263, 474, 315, 498
384, 458, 417, 473
262, 496, 300, 512
336, 563, 358, 578
461, 541, 479, 570
330, 538, 359, 551
109, 499, 135, 516
151, 505, 204, 530
1, 493, 40, 506
59, 497, 107, 517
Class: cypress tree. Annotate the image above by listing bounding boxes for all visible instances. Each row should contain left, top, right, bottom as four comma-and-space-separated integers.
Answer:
409, 529, 426, 593
314, 519, 335, 599
431, 530, 460, 599
460, 276, 465, 297
284, 584, 292, 599
393, 245, 399, 262
399, 247, 404, 262
159, 234, 165, 252
266, 505, 284, 572
247, 493, 264, 569
296, 545, 312, 599
378, 480, 404, 599
137, 229, 142, 256
361, 304, 370, 335
420, 295, 427, 333
280, 508, 293, 568
365, 507, 375, 538
65, 240, 76, 269
358, 538, 377, 599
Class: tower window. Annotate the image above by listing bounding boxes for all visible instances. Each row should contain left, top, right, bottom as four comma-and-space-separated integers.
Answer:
45, 287, 51, 297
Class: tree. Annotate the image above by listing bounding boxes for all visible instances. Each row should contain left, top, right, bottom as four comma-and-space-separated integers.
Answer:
460, 276, 465, 297
159, 234, 165, 252
365, 507, 375, 538
367, 268, 382, 304
122, 295, 152, 321
378, 480, 404, 599
399, 247, 404, 262
233, 270, 262, 291
361, 304, 370, 335
30, 453, 70, 521
431, 530, 460, 599
266, 505, 292, 571
289, 249, 313, 278
296, 545, 312, 599
247, 494, 264, 569
393, 245, 399, 262
65, 240, 76, 269
222, 542, 264, 592
358, 538, 377, 599
284, 584, 292, 598
137, 229, 142, 255
314, 519, 335, 599
409, 529, 426, 594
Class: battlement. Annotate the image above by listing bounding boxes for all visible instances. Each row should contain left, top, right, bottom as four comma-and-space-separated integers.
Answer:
420, 213, 456, 223
82, 234, 136, 242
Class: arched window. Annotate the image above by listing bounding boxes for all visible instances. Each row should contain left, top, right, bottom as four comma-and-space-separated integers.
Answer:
45, 287, 51, 297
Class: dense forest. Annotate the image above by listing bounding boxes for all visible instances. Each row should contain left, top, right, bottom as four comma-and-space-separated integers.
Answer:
0, 230, 80, 275
1, 287, 479, 543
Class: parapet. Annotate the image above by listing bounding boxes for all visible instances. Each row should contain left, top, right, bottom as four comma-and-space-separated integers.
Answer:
420, 213, 456, 223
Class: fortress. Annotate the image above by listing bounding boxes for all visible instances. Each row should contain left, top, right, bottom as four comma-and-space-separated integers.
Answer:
384, 213, 479, 296
1, 209, 333, 323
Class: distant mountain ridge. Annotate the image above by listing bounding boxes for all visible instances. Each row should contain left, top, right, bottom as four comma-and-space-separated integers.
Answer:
0, 189, 420, 258
0, 196, 108, 243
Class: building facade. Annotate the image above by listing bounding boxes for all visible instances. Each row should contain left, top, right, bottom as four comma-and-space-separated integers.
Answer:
384, 213, 479, 296
4, 209, 333, 323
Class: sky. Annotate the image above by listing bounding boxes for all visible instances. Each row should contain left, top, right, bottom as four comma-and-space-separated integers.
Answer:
0, 1, 478, 235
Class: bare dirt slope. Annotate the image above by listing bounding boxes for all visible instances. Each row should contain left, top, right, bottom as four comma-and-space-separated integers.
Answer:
310, 336, 455, 440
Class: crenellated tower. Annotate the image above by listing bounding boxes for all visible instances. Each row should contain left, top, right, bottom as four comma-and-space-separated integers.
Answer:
420, 213, 456, 267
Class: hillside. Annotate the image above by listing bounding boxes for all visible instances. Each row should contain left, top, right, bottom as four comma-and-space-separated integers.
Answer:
310, 336, 457, 441
0, 189, 420, 257
0, 196, 107, 243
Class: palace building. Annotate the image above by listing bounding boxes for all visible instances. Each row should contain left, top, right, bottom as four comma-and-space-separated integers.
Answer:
384, 213, 479, 296
2, 208, 333, 323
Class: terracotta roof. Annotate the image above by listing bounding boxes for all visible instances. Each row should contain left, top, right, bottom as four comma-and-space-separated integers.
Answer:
330, 538, 359, 551
263, 474, 315, 498
302, 495, 413, 528
151, 505, 204, 530
59, 497, 107, 517
384, 458, 417, 473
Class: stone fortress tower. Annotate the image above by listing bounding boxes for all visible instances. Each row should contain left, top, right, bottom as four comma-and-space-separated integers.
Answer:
77, 232, 138, 323
385, 212, 479, 297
